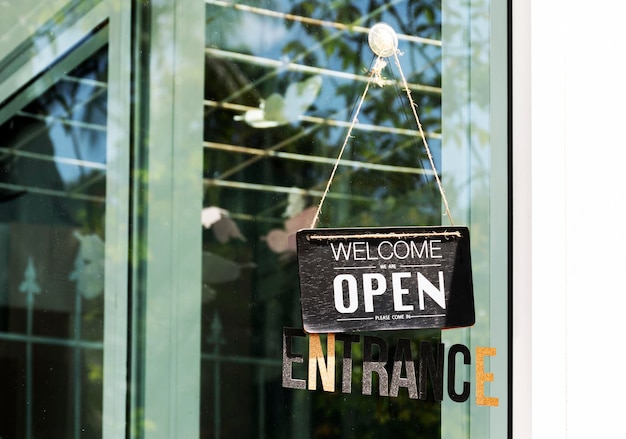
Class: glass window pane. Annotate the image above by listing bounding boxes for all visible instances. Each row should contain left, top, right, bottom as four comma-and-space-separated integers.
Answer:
202, 1, 443, 437
0, 37, 108, 438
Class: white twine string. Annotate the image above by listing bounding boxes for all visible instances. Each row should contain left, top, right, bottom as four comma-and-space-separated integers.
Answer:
310, 35, 455, 228
309, 65, 375, 228
306, 230, 462, 241
391, 51, 455, 226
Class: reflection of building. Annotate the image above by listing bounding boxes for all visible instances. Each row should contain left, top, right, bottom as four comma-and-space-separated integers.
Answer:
0, 1, 623, 438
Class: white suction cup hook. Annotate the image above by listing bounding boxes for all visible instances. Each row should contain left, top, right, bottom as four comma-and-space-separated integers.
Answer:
368, 23, 398, 58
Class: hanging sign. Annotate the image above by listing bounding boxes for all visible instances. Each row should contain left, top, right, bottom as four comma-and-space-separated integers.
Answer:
296, 226, 474, 333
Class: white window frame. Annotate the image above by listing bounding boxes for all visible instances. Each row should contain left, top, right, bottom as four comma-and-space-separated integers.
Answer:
442, 0, 510, 437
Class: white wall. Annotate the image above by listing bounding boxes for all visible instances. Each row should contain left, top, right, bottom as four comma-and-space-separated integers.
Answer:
514, 1, 626, 437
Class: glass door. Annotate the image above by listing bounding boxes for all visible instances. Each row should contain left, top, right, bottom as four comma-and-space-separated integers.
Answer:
201, 1, 509, 438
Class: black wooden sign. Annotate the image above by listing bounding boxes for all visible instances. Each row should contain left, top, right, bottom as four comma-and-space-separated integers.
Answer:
296, 226, 475, 333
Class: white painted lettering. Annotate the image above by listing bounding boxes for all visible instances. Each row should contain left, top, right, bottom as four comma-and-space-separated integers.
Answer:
429, 240, 442, 259
410, 240, 428, 258
334, 274, 359, 313
393, 240, 410, 259
378, 241, 394, 260
331, 239, 444, 262
330, 242, 352, 261
366, 242, 378, 260
417, 271, 446, 309
352, 242, 366, 260
363, 273, 386, 312
392, 272, 414, 312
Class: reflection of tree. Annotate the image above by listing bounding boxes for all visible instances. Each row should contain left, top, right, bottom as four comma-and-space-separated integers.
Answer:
0, 44, 107, 438
0, 115, 85, 228
0, 45, 108, 234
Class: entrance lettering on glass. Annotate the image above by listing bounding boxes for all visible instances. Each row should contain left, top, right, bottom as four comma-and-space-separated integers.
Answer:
282, 328, 499, 407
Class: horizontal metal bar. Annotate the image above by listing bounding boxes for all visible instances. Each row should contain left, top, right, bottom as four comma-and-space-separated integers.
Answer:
204, 141, 435, 175
17, 110, 107, 132
213, 124, 323, 181
0, 146, 106, 170
225, 211, 284, 225
204, 0, 442, 47
201, 352, 282, 368
0, 87, 108, 164
0, 331, 104, 350
204, 178, 371, 202
203, 99, 442, 140
205, 48, 442, 95
62, 75, 107, 89
0, 181, 105, 203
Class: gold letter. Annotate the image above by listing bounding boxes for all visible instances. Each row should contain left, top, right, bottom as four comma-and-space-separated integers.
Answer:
308, 333, 335, 392
475, 347, 498, 406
